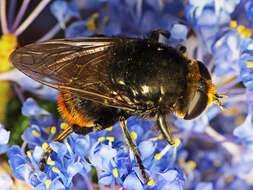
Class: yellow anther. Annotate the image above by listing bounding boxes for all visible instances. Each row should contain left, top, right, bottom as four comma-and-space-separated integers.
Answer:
26, 151, 32, 159
47, 160, 55, 166
178, 157, 185, 165
247, 61, 253, 68
60, 122, 68, 129
52, 167, 60, 173
237, 25, 245, 34
147, 178, 154, 186
242, 28, 252, 38
106, 136, 115, 142
45, 179, 51, 188
50, 126, 56, 134
98, 137, 106, 142
130, 131, 137, 140
230, 20, 237, 29
32, 130, 40, 137
63, 138, 68, 143
103, 16, 109, 24
42, 142, 49, 150
187, 160, 196, 169
225, 175, 234, 183
154, 153, 161, 160
106, 126, 113, 131
172, 138, 181, 147
112, 168, 119, 178
87, 12, 99, 31
158, 134, 163, 139
213, 160, 221, 167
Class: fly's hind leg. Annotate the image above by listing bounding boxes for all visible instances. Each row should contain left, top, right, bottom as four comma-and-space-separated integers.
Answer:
119, 116, 150, 184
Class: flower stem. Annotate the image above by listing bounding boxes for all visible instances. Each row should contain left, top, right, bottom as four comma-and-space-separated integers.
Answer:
10, 0, 31, 32
38, 16, 71, 42
8, 0, 17, 27
14, 0, 51, 36
0, 0, 9, 34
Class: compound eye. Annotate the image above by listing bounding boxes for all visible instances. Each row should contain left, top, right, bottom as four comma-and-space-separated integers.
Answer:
184, 90, 208, 120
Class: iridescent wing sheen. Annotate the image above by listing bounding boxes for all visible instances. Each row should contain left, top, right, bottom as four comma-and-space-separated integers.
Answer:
10, 37, 137, 111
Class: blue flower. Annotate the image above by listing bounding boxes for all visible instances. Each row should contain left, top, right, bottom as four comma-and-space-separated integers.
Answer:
0, 124, 10, 154
233, 114, 253, 149
50, 0, 80, 28
0, 174, 13, 190
195, 182, 213, 190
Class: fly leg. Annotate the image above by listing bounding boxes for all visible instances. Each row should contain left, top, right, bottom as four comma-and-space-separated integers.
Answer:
119, 116, 150, 183
149, 29, 171, 42
156, 114, 175, 145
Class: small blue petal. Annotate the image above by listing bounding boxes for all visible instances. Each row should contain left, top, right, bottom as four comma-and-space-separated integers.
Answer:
0, 174, 13, 190
170, 24, 188, 41
233, 114, 253, 145
138, 140, 156, 160
51, 178, 65, 190
22, 124, 44, 145
65, 21, 94, 38
22, 98, 48, 116
50, 1, 80, 27
0, 126, 10, 145
67, 162, 83, 177
195, 182, 213, 190
123, 172, 143, 190
99, 172, 114, 185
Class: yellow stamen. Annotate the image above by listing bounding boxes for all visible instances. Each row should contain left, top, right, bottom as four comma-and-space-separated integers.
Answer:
230, 20, 237, 29
241, 28, 252, 38
52, 167, 60, 173
172, 138, 181, 147
178, 157, 185, 165
112, 168, 118, 178
130, 131, 137, 140
47, 160, 55, 166
106, 136, 115, 142
42, 142, 49, 150
45, 179, 51, 188
26, 151, 32, 159
247, 61, 253, 68
60, 122, 68, 129
98, 137, 106, 142
50, 126, 56, 134
213, 160, 221, 167
106, 126, 113, 131
32, 130, 40, 137
237, 25, 245, 34
87, 12, 99, 31
154, 153, 161, 160
187, 160, 196, 169
225, 175, 234, 183
158, 134, 163, 139
147, 178, 154, 186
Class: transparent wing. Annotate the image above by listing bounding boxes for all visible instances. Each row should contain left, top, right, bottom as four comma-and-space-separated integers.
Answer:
10, 37, 137, 111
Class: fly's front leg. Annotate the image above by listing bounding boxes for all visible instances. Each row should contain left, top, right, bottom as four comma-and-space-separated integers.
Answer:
156, 114, 175, 145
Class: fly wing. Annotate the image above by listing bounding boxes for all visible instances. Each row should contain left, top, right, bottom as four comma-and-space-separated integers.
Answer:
10, 37, 137, 111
